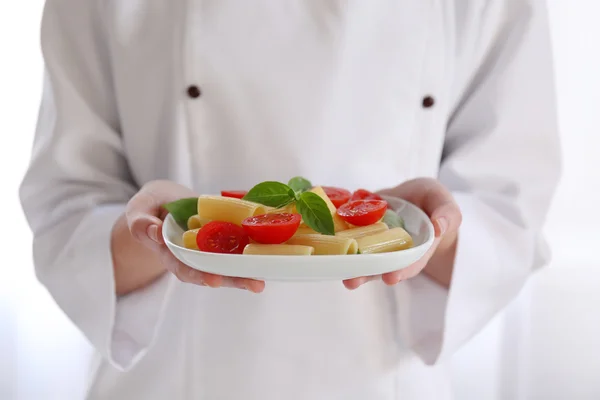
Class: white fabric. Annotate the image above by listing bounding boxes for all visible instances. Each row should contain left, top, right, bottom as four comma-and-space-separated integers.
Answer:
19, 0, 560, 399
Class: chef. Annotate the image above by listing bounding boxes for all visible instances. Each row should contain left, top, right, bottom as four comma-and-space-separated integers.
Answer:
19, 0, 560, 399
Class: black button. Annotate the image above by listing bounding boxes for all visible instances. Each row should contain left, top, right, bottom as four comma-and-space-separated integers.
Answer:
422, 96, 435, 108
187, 85, 201, 99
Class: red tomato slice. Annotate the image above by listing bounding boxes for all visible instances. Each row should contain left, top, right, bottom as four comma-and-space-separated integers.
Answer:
322, 186, 352, 208
221, 190, 248, 199
350, 189, 384, 202
241, 213, 302, 244
336, 200, 388, 226
196, 221, 250, 254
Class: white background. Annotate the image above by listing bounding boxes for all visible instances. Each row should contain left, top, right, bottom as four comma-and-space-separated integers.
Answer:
1, 1, 599, 399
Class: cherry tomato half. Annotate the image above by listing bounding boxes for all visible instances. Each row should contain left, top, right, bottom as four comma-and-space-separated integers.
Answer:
322, 186, 352, 208
221, 190, 248, 199
241, 213, 302, 244
350, 189, 384, 202
336, 200, 388, 226
196, 221, 250, 254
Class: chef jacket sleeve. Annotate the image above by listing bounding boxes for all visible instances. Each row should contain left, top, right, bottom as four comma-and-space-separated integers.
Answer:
396, 0, 561, 364
19, 0, 173, 371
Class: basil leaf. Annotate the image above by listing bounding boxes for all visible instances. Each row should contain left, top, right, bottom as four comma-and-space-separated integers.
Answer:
163, 197, 198, 230
243, 181, 296, 208
296, 192, 335, 236
383, 209, 405, 230
288, 176, 312, 194
288, 188, 300, 201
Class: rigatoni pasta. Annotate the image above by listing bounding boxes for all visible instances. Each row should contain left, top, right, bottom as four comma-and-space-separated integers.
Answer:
335, 222, 388, 239
197, 195, 267, 226
243, 244, 314, 255
182, 228, 200, 250
265, 203, 296, 214
167, 177, 415, 257
187, 215, 210, 230
356, 227, 413, 254
293, 226, 319, 236
286, 234, 358, 255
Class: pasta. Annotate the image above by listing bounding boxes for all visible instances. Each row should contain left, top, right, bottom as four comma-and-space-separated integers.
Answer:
265, 203, 296, 214
182, 228, 200, 250
286, 234, 358, 255
356, 227, 414, 254
335, 222, 388, 239
243, 244, 314, 255
170, 179, 416, 257
197, 195, 267, 226
293, 226, 319, 236
187, 214, 210, 230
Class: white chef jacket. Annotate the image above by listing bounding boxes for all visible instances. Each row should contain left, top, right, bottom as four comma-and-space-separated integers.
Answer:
19, 0, 560, 399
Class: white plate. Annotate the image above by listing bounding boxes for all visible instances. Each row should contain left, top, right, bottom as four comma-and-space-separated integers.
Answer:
162, 196, 434, 281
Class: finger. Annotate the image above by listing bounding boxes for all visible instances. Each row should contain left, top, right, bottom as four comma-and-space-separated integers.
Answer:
229, 277, 266, 293
377, 178, 439, 205
157, 246, 207, 285
343, 276, 368, 290
425, 195, 462, 238
126, 181, 197, 247
126, 190, 165, 247
343, 275, 380, 290
379, 179, 461, 238
382, 236, 441, 285
378, 178, 452, 219
158, 246, 265, 292
159, 250, 221, 287
187, 269, 265, 293
201, 273, 265, 293
381, 260, 424, 285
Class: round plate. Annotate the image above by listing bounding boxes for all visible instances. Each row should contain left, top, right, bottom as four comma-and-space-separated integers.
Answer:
162, 196, 434, 281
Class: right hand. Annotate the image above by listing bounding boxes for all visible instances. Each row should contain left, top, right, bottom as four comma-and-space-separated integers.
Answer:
125, 180, 265, 293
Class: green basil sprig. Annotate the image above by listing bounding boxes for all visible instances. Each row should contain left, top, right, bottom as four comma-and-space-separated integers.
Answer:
163, 177, 335, 236
244, 178, 334, 236
287, 176, 312, 194
242, 181, 296, 208
163, 197, 198, 230
295, 192, 335, 236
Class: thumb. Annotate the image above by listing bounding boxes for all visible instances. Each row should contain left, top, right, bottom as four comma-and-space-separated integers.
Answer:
125, 180, 197, 248
126, 189, 165, 248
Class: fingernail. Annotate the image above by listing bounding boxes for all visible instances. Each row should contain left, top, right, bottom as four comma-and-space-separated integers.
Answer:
147, 225, 159, 243
435, 217, 448, 236
351, 277, 367, 289
206, 280, 221, 288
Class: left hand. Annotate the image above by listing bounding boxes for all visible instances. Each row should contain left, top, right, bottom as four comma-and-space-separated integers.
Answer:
343, 178, 462, 290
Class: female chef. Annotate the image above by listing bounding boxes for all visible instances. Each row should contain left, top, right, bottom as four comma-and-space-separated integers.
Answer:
20, 0, 560, 399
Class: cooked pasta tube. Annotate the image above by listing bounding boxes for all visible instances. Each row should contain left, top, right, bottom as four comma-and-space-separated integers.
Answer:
335, 222, 388, 239
286, 234, 358, 255
187, 215, 210, 230
182, 228, 200, 250
265, 203, 297, 214
356, 227, 413, 254
243, 244, 314, 256
197, 195, 267, 226
308, 186, 349, 232
293, 226, 319, 236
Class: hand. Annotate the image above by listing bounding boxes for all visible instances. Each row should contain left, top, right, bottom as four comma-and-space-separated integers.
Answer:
343, 178, 462, 290
125, 180, 265, 293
